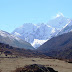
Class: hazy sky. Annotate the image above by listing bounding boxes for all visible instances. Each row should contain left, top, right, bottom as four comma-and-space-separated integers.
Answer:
0, 0, 72, 33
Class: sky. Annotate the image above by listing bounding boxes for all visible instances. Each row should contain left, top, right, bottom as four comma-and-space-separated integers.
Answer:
0, 0, 72, 33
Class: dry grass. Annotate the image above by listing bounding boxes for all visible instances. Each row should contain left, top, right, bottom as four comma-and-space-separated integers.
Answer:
0, 57, 72, 72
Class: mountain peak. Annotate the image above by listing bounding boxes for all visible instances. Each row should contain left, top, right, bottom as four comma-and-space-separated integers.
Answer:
55, 12, 64, 18
48, 13, 69, 29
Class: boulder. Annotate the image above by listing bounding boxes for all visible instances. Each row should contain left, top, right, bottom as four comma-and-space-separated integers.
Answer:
15, 64, 58, 72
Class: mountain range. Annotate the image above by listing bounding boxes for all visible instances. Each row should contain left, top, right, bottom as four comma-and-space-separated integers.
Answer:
12, 13, 71, 48
0, 13, 72, 50
12, 23, 54, 48
0, 13, 72, 59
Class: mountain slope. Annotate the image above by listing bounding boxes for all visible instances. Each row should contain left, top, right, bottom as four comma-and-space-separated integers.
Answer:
0, 30, 34, 50
37, 32, 72, 59
57, 20, 72, 35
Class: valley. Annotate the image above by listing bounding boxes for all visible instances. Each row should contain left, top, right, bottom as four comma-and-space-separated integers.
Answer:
0, 1, 72, 72
0, 13, 72, 72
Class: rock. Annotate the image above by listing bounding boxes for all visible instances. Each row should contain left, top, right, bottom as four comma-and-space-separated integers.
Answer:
15, 64, 58, 72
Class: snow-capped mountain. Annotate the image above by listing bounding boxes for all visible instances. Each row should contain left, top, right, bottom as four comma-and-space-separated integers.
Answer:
0, 30, 34, 50
48, 13, 71, 30
12, 13, 71, 48
12, 23, 38, 43
12, 23, 55, 48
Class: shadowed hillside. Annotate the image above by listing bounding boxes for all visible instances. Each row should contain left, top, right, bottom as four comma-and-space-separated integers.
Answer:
37, 32, 72, 59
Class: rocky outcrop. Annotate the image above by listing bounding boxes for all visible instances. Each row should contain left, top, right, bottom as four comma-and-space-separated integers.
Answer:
14, 64, 58, 72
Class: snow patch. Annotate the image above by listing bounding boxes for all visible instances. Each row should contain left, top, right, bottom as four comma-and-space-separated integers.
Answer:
14, 32, 21, 36
31, 39, 47, 48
